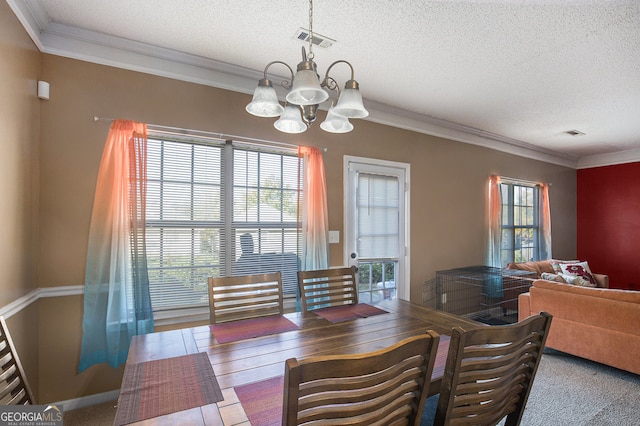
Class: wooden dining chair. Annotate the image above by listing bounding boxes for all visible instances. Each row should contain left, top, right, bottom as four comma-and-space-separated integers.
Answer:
208, 272, 284, 324
297, 266, 358, 312
433, 312, 552, 426
283, 331, 440, 426
0, 316, 35, 405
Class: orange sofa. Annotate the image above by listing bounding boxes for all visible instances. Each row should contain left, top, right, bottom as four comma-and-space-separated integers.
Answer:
519, 279, 640, 374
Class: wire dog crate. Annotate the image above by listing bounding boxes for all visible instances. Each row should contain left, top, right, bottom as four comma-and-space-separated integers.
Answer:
434, 265, 536, 324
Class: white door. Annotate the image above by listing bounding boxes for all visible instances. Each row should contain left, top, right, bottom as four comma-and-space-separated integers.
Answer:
344, 156, 410, 302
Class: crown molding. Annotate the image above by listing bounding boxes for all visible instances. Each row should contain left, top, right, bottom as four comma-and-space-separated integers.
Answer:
364, 100, 579, 168
576, 148, 640, 169
10, 0, 630, 170
6, 0, 45, 51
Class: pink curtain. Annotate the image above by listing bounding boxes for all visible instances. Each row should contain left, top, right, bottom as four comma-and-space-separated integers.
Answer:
298, 146, 329, 270
539, 183, 552, 260
79, 120, 154, 372
487, 175, 502, 268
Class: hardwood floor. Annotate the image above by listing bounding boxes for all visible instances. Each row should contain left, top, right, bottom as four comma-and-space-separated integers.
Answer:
117, 298, 483, 425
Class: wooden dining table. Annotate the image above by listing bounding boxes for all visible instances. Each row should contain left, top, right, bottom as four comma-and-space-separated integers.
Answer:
118, 298, 483, 425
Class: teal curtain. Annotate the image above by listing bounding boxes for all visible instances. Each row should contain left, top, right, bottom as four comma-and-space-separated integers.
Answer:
79, 120, 154, 372
298, 146, 329, 271
538, 183, 552, 260
486, 175, 503, 297
486, 175, 502, 268
297, 146, 329, 311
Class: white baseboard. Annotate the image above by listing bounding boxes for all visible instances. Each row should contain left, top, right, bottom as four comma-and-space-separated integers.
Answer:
55, 389, 119, 412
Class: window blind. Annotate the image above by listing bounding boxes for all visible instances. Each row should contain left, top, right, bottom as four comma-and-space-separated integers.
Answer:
145, 135, 301, 312
500, 182, 539, 265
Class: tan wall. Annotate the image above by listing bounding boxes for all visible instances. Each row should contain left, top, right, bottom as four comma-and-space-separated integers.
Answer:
38, 54, 578, 293
0, 0, 41, 399
37, 295, 125, 402
0, 5, 577, 402
35, 54, 576, 402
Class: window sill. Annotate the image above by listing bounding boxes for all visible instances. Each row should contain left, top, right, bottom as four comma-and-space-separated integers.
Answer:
153, 297, 298, 327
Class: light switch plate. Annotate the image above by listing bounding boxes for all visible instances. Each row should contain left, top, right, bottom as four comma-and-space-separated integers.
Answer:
328, 230, 340, 244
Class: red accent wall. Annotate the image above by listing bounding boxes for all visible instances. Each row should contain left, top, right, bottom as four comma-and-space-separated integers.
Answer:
577, 162, 640, 290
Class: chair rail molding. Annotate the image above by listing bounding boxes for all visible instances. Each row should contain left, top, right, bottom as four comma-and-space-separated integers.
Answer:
0, 286, 84, 319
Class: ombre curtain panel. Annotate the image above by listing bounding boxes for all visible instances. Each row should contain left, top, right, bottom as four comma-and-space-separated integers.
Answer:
79, 120, 154, 372
486, 175, 552, 268
539, 183, 552, 260
486, 175, 502, 268
298, 146, 329, 271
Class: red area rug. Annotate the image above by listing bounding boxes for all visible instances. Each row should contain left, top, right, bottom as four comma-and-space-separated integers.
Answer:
235, 375, 284, 426
312, 303, 388, 323
114, 352, 223, 425
210, 315, 300, 343
432, 335, 450, 380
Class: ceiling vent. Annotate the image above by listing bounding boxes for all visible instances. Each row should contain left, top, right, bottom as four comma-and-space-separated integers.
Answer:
293, 28, 335, 49
564, 129, 585, 136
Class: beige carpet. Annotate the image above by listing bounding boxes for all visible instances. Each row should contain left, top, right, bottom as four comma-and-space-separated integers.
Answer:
516, 349, 640, 426
422, 348, 640, 426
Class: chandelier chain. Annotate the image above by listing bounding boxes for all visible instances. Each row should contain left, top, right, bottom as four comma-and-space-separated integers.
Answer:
308, 0, 314, 60
245, 0, 367, 133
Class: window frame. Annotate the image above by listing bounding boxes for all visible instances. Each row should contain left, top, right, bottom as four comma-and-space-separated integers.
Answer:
145, 132, 301, 325
500, 181, 541, 266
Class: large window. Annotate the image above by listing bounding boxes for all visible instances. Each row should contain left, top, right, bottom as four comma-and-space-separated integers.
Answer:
500, 182, 540, 265
145, 134, 301, 312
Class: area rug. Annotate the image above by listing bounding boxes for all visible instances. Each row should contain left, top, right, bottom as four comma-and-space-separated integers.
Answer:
431, 335, 450, 381
234, 375, 284, 426
312, 303, 388, 323
210, 315, 300, 343
114, 352, 223, 425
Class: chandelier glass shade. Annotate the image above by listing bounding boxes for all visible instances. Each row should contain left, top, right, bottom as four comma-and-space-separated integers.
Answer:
286, 68, 329, 106
245, 0, 367, 134
245, 78, 283, 117
274, 104, 307, 134
320, 104, 353, 133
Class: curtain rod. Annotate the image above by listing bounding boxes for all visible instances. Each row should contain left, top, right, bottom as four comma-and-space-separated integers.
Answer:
498, 175, 551, 186
93, 116, 327, 152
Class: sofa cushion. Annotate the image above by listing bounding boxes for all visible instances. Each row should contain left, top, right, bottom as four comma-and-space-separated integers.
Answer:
536, 260, 556, 274
540, 272, 567, 283
506, 260, 556, 278
530, 280, 640, 337
507, 261, 539, 274
560, 261, 597, 287
558, 273, 595, 287
532, 279, 640, 303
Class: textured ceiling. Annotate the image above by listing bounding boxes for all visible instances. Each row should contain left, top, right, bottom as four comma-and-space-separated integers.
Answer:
10, 0, 640, 167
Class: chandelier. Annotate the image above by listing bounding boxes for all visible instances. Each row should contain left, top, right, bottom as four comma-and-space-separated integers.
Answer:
245, 0, 368, 134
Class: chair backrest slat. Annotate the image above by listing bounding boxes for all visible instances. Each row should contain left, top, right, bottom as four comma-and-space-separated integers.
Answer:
298, 266, 358, 312
208, 272, 284, 324
434, 312, 552, 426
283, 331, 440, 425
0, 316, 35, 405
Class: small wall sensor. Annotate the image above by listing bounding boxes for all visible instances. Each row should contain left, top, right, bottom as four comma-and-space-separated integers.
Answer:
38, 81, 50, 100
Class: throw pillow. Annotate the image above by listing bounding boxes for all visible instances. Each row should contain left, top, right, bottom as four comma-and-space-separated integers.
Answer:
550, 259, 580, 273
559, 273, 597, 288
560, 261, 597, 287
540, 272, 567, 283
